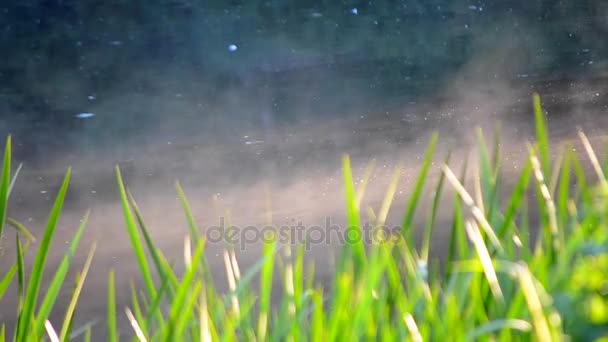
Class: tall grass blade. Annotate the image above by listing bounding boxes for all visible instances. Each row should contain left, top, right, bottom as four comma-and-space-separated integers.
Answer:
533, 93, 550, 177
0, 135, 11, 241
59, 242, 97, 340
257, 231, 278, 340
125, 307, 147, 342
108, 270, 118, 342
0, 264, 17, 300
116, 166, 156, 298
16, 167, 71, 341
401, 132, 439, 241
6, 218, 35, 243
422, 151, 450, 261
164, 235, 206, 341
16, 233, 25, 313
341, 155, 366, 273
7, 162, 22, 197
34, 211, 89, 336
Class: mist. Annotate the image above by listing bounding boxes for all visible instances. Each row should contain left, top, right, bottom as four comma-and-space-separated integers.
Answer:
1, 1, 608, 338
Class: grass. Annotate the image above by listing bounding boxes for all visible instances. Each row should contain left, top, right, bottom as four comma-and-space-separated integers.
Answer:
0, 93, 607, 341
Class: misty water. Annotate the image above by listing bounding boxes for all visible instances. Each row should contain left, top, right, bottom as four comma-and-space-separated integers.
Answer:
1, 1, 608, 338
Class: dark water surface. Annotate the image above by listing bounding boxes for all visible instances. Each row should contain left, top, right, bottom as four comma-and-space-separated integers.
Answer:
1, 1, 608, 339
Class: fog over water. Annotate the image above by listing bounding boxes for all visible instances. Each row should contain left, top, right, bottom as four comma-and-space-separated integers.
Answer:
1, 1, 608, 338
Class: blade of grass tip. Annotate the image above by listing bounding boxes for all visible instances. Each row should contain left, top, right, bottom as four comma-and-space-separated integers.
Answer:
0, 324, 4, 342
175, 181, 201, 245
529, 147, 560, 254
59, 241, 97, 340
549, 152, 563, 197
441, 164, 503, 252
115, 166, 156, 298
533, 93, 551, 177
402, 132, 439, 241
108, 269, 118, 342
578, 129, 608, 189
465, 220, 504, 303
257, 231, 278, 341
125, 307, 148, 342
422, 151, 451, 261
342, 154, 366, 271
473, 167, 486, 219
476, 128, 493, 205
44, 320, 60, 342
0, 135, 11, 240
16, 167, 71, 341
403, 314, 423, 342
377, 163, 403, 228
0, 264, 17, 301
356, 159, 376, 209
34, 211, 90, 336
7, 162, 22, 197
164, 236, 206, 341
7, 217, 36, 242
223, 249, 241, 317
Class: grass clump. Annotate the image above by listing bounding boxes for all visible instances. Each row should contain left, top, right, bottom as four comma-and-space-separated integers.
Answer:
0, 93, 607, 341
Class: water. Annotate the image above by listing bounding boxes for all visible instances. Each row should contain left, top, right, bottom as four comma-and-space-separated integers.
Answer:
1, 1, 607, 338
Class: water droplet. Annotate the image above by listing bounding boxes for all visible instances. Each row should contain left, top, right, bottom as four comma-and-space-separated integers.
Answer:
350, 8, 358, 15
228, 44, 238, 52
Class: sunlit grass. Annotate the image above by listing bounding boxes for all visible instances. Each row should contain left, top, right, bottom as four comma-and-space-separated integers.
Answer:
0, 93, 607, 341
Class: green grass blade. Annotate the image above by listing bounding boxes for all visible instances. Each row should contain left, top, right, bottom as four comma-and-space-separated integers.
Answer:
0, 264, 17, 300
6, 218, 36, 243
257, 230, 278, 340
175, 181, 201, 245
164, 235, 206, 341
115, 166, 156, 298
341, 155, 366, 273
34, 211, 89, 336
127, 188, 176, 321
558, 146, 572, 230
497, 158, 532, 238
0, 135, 11, 241
16, 167, 71, 341
128, 282, 149, 341
447, 151, 469, 268
422, 151, 451, 262
107, 270, 118, 342
7, 162, 22, 197
59, 242, 97, 341
533, 93, 550, 177
16, 233, 25, 313
401, 132, 439, 241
